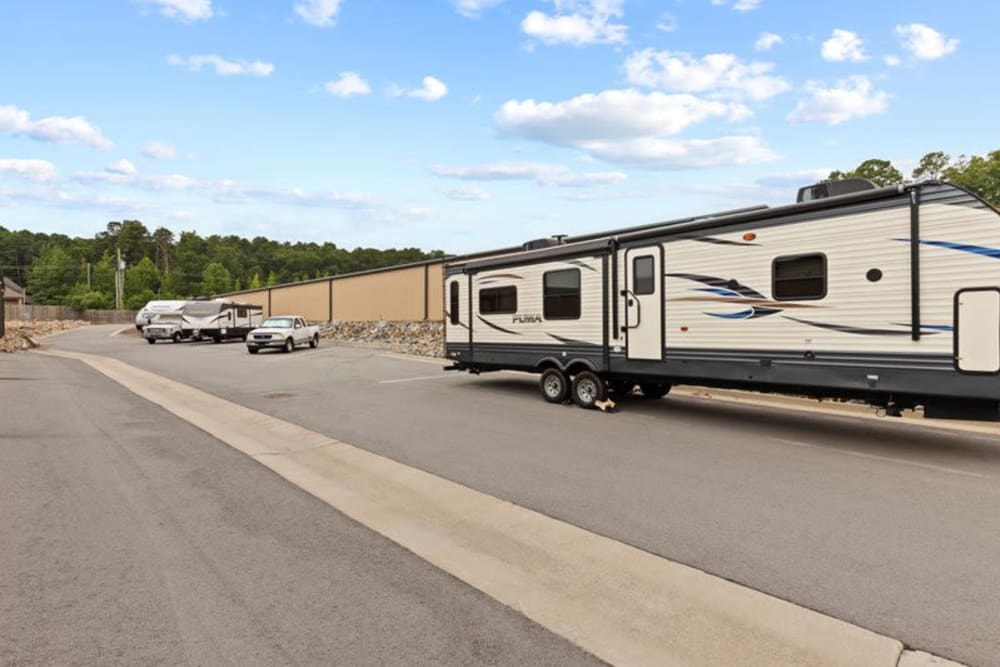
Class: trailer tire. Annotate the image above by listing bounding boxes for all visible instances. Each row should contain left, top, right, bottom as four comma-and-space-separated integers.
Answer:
283, 337, 294, 353
539, 368, 569, 404
309, 334, 319, 349
572, 371, 607, 409
639, 382, 671, 400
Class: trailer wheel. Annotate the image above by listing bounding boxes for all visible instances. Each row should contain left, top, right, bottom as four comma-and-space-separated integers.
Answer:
539, 368, 569, 404
146, 338, 156, 345
283, 337, 295, 353
309, 334, 319, 349
639, 383, 671, 400
572, 371, 607, 409
610, 380, 635, 397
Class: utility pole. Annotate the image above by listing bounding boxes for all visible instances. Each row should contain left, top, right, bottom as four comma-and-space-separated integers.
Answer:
115, 248, 125, 310
86, 262, 91, 291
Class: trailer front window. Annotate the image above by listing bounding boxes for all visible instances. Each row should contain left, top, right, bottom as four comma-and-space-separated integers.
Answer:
449, 281, 460, 325
543, 269, 581, 320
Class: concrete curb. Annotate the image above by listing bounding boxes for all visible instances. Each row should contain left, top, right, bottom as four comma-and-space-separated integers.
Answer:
36, 346, 968, 667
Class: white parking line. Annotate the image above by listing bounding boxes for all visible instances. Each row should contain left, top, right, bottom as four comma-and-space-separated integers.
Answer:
770, 437, 989, 479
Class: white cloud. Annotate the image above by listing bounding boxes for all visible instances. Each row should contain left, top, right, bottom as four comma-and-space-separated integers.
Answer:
76, 160, 195, 190
787, 75, 890, 125
732, 0, 760, 11
821, 29, 868, 63
0, 158, 58, 182
495, 89, 775, 169
323, 72, 372, 97
444, 186, 493, 201
0, 104, 113, 150
571, 136, 777, 169
884, 55, 902, 67
166, 54, 275, 77
453, 0, 506, 17
145, 0, 213, 22
106, 159, 138, 177
294, 0, 344, 27
895, 23, 959, 60
521, 0, 627, 46
656, 13, 677, 33
755, 32, 783, 51
430, 162, 627, 188
397, 76, 448, 102
624, 49, 789, 101
142, 140, 178, 160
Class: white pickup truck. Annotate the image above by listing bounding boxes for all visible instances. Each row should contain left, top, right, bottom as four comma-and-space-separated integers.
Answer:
245, 315, 320, 354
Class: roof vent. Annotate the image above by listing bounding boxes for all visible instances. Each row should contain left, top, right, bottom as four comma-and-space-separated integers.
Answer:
797, 178, 876, 203
522, 235, 566, 251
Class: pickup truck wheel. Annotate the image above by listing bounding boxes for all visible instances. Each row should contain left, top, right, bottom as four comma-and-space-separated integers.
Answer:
283, 337, 295, 353
146, 338, 156, 345
309, 334, 319, 349
172, 332, 182, 343
571, 371, 607, 409
248, 347, 259, 355
539, 368, 569, 404
639, 382, 671, 399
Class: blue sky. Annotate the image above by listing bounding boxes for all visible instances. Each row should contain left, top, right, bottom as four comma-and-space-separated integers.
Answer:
0, 0, 994, 253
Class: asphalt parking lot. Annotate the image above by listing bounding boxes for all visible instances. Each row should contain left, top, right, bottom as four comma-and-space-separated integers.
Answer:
17, 325, 1000, 665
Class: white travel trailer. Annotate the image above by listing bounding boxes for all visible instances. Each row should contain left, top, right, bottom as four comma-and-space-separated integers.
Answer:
445, 180, 1000, 420
134, 300, 188, 331
181, 299, 263, 342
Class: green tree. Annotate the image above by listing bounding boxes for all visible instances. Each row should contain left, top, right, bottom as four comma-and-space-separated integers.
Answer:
266, 270, 279, 287
945, 150, 1000, 208
248, 272, 262, 289
27, 245, 80, 304
828, 159, 904, 187
912, 151, 951, 180
125, 256, 161, 297
201, 262, 233, 295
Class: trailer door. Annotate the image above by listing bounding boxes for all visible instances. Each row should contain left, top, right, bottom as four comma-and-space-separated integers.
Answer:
955, 287, 1000, 373
624, 246, 663, 361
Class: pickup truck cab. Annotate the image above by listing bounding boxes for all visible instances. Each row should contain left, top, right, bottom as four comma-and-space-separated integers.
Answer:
246, 315, 320, 354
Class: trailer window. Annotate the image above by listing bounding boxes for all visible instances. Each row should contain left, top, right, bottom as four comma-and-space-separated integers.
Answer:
543, 269, 581, 320
449, 281, 460, 325
633, 256, 655, 295
237, 307, 247, 318
479, 286, 518, 315
772, 254, 827, 300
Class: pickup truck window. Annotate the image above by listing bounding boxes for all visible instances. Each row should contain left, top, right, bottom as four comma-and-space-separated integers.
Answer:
262, 317, 294, 328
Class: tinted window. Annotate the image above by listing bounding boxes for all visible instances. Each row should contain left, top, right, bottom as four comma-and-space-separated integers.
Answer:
449, 281, 460, 325
479, 286, 517, 315
773, 254, 827, 300
237, 307, 247, 318
543, 269, 581, 320
633, 256, 655, 295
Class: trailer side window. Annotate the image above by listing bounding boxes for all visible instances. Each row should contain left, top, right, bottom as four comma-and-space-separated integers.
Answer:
772, 254, 827, 300
543, 269, 581, 320
633, 256, 655, 295
449, 281, 460, 325
237, 307, 247, 318
479, 286, 517, 315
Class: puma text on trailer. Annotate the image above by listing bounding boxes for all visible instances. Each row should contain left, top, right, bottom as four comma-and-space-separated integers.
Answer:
445, 181, 1000, 419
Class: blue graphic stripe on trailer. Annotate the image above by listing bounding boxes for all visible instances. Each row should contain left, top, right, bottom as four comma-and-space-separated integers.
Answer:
890, 323, 953, 331
693, 287, 744, 298
783, 315, 945, 336
893, 238, 1000, 258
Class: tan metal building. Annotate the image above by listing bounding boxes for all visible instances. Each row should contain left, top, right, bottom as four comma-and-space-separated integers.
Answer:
220, 259, 445, 322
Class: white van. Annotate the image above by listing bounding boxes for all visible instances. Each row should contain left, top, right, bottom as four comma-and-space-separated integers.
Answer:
134, 300, 188, 331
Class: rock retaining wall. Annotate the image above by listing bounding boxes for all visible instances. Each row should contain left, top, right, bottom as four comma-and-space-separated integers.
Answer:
318, 320, 443, 358
1, 321, 88, 353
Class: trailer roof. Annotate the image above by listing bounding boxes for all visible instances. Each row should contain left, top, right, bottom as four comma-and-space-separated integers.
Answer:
449, 182, 916, 272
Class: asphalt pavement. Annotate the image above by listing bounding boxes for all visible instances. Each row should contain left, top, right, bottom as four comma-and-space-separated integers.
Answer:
41, 325, 1000, 666
0, 350, 599, 666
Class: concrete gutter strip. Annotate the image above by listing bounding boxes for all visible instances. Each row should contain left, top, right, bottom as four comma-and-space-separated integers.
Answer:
897, 650, 968, 667
37, 347, 967, 667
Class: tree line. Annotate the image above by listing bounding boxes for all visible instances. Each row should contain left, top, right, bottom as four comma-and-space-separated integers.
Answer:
0, 220, 446, 309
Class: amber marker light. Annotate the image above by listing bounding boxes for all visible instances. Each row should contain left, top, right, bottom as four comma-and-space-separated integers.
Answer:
743, 232, 757, 241
680, 326, 689, 332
